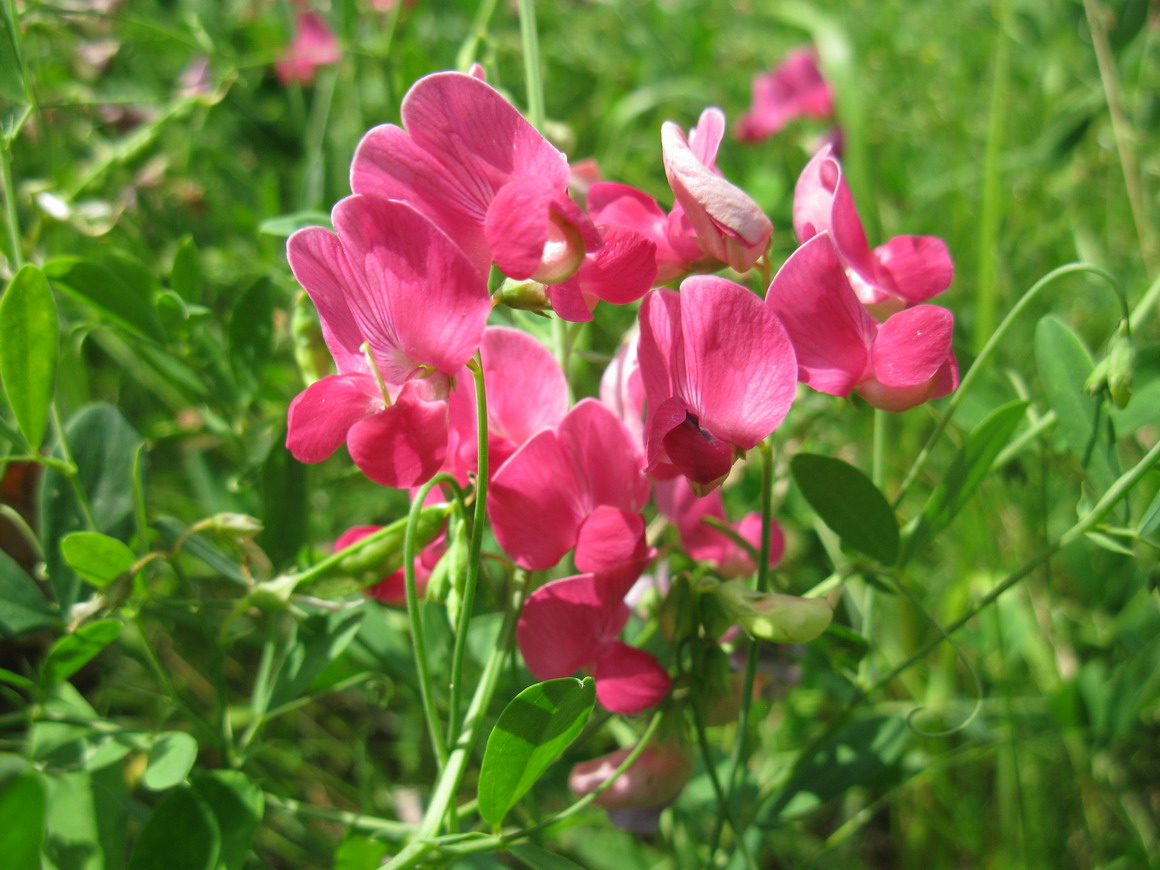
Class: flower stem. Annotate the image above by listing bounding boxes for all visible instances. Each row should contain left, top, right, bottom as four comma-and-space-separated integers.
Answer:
447, 354, 489, 742
516, 0, 545, 131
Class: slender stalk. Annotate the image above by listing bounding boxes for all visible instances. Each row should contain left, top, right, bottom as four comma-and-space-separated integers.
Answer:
300, 67, 337, 210
1128, 269, 1160, 333
49, 405, 98, 531
895, 263, 1119, 503
516, 0, 545, 131
1082, 0, 1157, 274
0, 137, 23, 269
383, 569, 531, 868
447, 355, 489, 741
456, 0, 501, 71
266, 794, 411, 839
404, 475, 454, 772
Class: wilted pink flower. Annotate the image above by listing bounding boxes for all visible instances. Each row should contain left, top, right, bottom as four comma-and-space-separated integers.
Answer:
734, 47, 834, 143
489, 399, 651, 571
350, 71, 601, 284
637, 278, 796, 493
285, 196, 491, 488
569, 739, 692, 810
794, 144, 953, 312
335, 525, 446, 605
662, 108, 773, 273
654, 477, 784, 579
276, 11, 341, 86
444, 326, 569, 481
517, 562, 671, 714
766, 233, 958, 412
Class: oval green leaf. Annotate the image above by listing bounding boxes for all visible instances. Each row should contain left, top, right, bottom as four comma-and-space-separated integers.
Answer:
478, 677, 596, 827
190, 771, 264, 870
0, 264, 58, 449
41, 619, 122, 687
128, 785, 220, 870
790, 453, 899, 564
60, 531, 137, 589
143, 732, 199, 791
0, 766, 46, 870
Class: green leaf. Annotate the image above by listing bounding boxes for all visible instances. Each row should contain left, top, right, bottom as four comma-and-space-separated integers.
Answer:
0, 761, 46, 870
478, 677, 596, 826
170, 236, 204, 303
60, 531, 137, 589
45, 255, 167, 343
227, 277, 274, 402
0, 548, 57, 637
334, 834, 390, 870
1036, 316, 1121, 494
790, 454, 899, 564
0, 0, 29, 141
715, 582, 834, 644
143, 732, 199, 791
258, 210, 332, 237
509, 843, 586, 870
903, 400, 1029, 564
40, 403, 143, 608
257, 428, 307, 570
41, 619, 122, 687
128, 785, 220, 870
1139, 487, 1160, 537
0, 265, 58, 449
190, 771, 264, 870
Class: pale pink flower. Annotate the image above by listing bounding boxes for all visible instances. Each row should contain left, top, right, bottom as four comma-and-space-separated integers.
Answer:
637, 278, 796, 493
661, 108, 773, 273
569, 739, 692, 810
794, 144, 953, 312
284, 196, 491, 488
766, 233, 958, 412
734, 47, 834, 143
276, 11, 341, 86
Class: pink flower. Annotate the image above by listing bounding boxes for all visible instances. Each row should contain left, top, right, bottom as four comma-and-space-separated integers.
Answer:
637, 278, 796, 493
517, 562, 671, 714
586, 182, 706, 285
661, 108, 773, 273
599, 331, 646, 458
444, 326, 570, 481
488, 399, 651, 571
794, 144, 953, 312
568, 739, 692, 810
654, 477, 784, 579
276, 11, 340, 86
734, 47, 834, 143
335, 525, 446, 605
350, 71, 601, 284
766, 232, 958, 412
284, 195, 491, 488
545, 223, 658, 322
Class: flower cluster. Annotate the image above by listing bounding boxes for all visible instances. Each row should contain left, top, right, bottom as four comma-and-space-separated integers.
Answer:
285, 65, 957, 820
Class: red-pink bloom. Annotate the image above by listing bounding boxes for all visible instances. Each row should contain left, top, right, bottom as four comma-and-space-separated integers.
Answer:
517, 562, 671, 714
637, 278, 796, 493
335, 525, 446, 605
488, 399, 651, 571
285, 195, 491, 488
276, 11, 341, 86
569, 739, 692, 810
734, 47, 834, 143
794, 144, 953, 312
599, 331, 646, 458
655, 477, 784, 579
350, 71, 600, 284
662, 108, 773, 273
587, 182, 706, 285
545, 224, 658, 322
766, 233, 958, 412
444, 326, 569, 481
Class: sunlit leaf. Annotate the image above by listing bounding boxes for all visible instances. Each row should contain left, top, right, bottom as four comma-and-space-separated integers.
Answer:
0, 758, 46, 870
478, 677, 596, 826
143, 732, 199, 791
0, 264, 57, 449
258, 210, 332, 237
60, 531, 137, 589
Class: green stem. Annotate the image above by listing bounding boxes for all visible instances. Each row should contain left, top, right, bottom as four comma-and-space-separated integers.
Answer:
1128, 269, 1160, 333
447, 357, 489, 742
895, 262, 1119, 504
405, 476, 454, 772
516, 0, 545, 131
383, 569, 531, 868
0, 134, 23, 269
49, 405, 98, 531
266, 793, 411, 839
456, 0, 501, 71
299, 67, 337, 210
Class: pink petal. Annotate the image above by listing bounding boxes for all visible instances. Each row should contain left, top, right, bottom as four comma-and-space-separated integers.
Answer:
569, 740, 691, 810
599, 334, 646, 458
687, 107, 725, 169
675, 276, 797, 449
286, 373, 381, 463
872, 305, 955, 388
661, 117, 773, 272
574, 507, 648, 574
872, 235, 954, 304
558, 399, 651, 514
480, 327, 569, 447
765, 232, 875, 395
484, 177, 598, 282
517, 573, 631, 680
331, 196, 490, 380
658, 404, 735, 493
734, 48, 833, 142
346, 380, 449, 488
588, 182, 689, 284
287, 226, 367, 373
594, 641, 672, 714
276, 12, 340, 86
792, 145, 877, 286
546, 279, 596, 323
574, 224, 657, 306
489, 428, 586, 570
